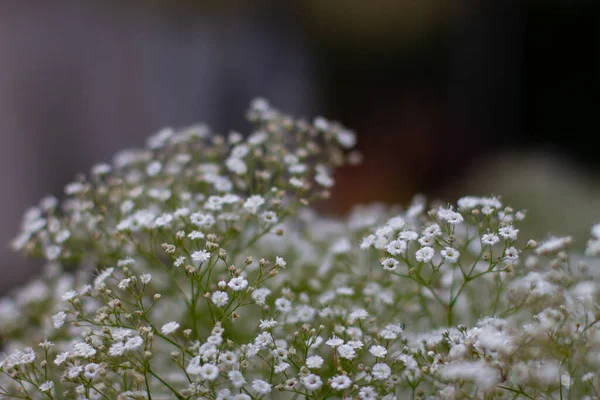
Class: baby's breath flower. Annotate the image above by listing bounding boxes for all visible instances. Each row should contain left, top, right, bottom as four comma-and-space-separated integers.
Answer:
306, 355, 324, 369
62, 290, 77, 301
498, 225, 519, 240
39, 380, 54, 392
252, 379, 272, 395
228, 370, 246, 388
275, 256, 287, 268
415, 246, 434, 263
191, 250, 211, 266
259, 318, 277, 330
369, 345, 387, 358
382, 258, 399, 271
72, 342, 96, 358
243, 195, 265, 215
54, 352, 69, 366
330, 374, 352, 390
161, 321, 180, 335
302, 374, 323, 391
212, 291, 229, 307
372, 363, 391, 380
52, 311, 67, 329
481, 233, 500, 245
441, 247, 459, 263
228, 277, 248, 291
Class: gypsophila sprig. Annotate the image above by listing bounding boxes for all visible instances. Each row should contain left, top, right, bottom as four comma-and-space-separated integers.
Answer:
2, 102, 600, 399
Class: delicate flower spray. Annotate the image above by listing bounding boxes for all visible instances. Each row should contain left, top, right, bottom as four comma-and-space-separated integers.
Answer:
1, 100, 600, 399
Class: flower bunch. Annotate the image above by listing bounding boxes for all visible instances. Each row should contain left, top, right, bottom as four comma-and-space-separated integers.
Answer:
1, 100, 600, 399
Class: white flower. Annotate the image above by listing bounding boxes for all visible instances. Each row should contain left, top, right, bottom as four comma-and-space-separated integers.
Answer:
94, 267, 115, 289
161, 322, 180, 335
187, 230, 204, 240
438, 206, 464, 224
174, 256, 186, 267
44, 245, 61, 260
441, 361, 500, 390
419, 236, 434, 246
423, 224, 442, 237
118, 278, 132, 290
314, 116, 329, 131
289, 177, 304, 188
337, 344, 356, 359
274, 362, 290, 373
186, 356, 202, 375
535, 236, 572, 254
124, 336, 144, 351
109, 342, 126, 357
399, 231, 418, 241
190, 213, 215, 228
482, 233, 500, 245
361, 235, 376, 249
336, 129, 356, 148
261, 211, 278, 224
583, 372, 595, 382
39, 381, 54, 392
305, 355, 324, 369
498, 225, 519, 240
441, 247, 459, 263
84, 363, 101, 379
140, 274, 152, 284
561, 373, 573, 389
248, 130, 268, 145
275, 297, 292, 312
72, 342, 96, 358
415, 246, 434, 263
66, 365, 83, 379
205, 196, 224, 211
330, 375, 352, 390
62, 290, 77, 301
369, 345, 387, 358
254, 331, 274, 348
228, 277, 248, 291
372, 363, 391, 380
199, 363, 220, 381
349, 309, 369, 323
243, 195, 265, 214
302, 374, 323, 391
259, 318, 277, 330
382, 258, 399, 271
226, 157, 248, 175
52, 311, 67, 329
397, 354, 418, 370
191, 250, 211, 265
212, 291, 229, 307
386, 239, 407, 255
154, 213, 173, 229
592, 223, 600, 239
252, 379, 272, 395
359, 386, 378, 400
251, 288, 271, 305
117, 257, 135, 267
326, 336, 344, 347
504, 247, 519, 262
275, 256, 287, 268
315, 172, 334, 188
227, 370, 246, 388
54, 352, 69, 366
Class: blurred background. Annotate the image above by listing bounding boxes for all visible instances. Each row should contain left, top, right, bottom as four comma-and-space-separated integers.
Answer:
1, 0, 599, 293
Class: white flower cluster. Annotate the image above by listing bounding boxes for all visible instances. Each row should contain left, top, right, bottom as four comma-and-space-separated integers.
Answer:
1, 100, 600, 399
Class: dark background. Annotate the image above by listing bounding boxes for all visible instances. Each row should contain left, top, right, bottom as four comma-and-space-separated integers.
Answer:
0, 0, 598, 292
